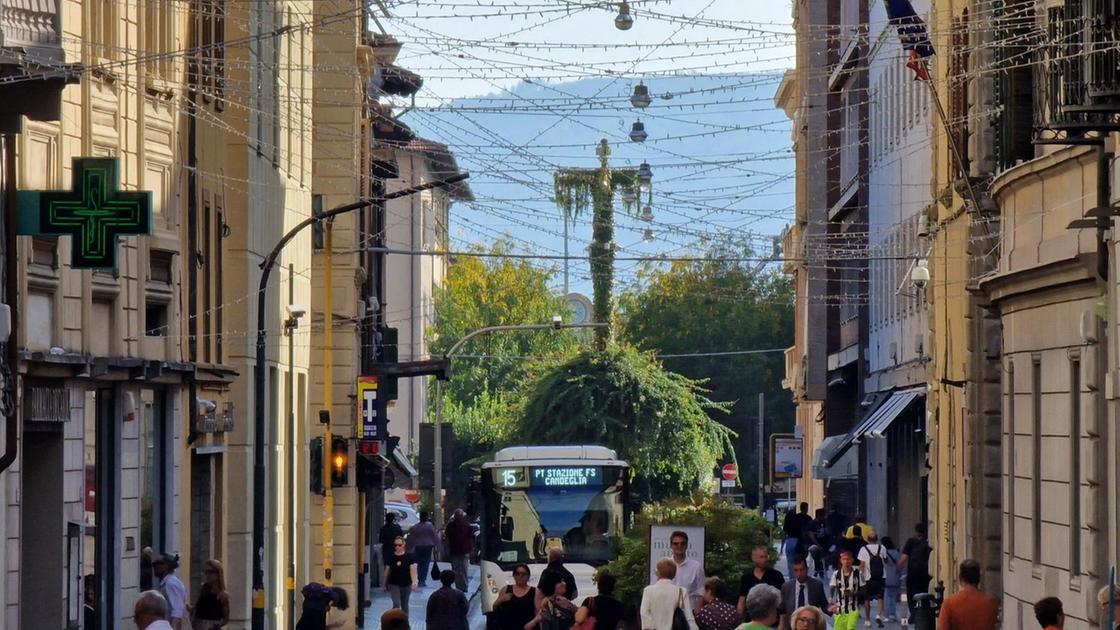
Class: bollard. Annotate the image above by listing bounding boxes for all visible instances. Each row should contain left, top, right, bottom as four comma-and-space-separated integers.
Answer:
910, 593, 938, 630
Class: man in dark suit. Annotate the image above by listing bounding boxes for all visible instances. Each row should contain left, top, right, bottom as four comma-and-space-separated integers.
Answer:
780, 557, 829, 630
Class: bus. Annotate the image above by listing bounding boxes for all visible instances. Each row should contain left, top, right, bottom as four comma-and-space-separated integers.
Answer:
478, 445, 630, 614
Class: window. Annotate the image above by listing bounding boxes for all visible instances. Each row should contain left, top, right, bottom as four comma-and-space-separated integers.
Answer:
88, 0, 116, 60
146, 250, 174, 337
1031, 355, 1042, 564
312, 195, 324, 250
190, 0, 226, 103
145, 0, 174, 80
994, 0, 1035, 169
1069, 356, 1081, 575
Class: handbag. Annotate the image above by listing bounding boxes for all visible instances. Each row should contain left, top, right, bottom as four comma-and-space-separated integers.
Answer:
431, 561, 441, 581
671, 587, 691, 630
572, 596, 597, 630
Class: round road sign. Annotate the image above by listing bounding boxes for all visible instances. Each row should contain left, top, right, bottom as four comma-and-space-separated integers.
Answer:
404, 489, 422, 504
721, 464, 738, 480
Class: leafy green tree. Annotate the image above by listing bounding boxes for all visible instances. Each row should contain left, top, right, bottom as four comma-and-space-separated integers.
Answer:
600, 495, 776, 610
514, 343, 733, 498
619, 248, 794, 505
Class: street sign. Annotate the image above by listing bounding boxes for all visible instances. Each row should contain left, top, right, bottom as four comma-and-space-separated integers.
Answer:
403, 489, 421, 504
17, 157, 152, 269
721, 463, 738, 480
770, 434, 804, 479
720, 479, 736, 488
357, 376, 381, 440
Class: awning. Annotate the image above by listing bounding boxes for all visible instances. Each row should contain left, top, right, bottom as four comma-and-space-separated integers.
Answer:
821, 388, 924, 468
389, 447, 419, 482
812, 435, 858, 480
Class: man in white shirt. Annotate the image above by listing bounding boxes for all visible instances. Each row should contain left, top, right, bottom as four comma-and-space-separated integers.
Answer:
661, 530, 706, 612
133, 590, 174, 630
857, 533, 889, 627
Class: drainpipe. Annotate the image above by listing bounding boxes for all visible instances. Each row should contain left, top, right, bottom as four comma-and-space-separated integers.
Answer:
0, 134, 18, 473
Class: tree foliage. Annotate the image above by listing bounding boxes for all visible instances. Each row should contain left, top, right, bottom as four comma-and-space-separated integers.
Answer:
600, 495, 776, 610
619, 248, 794, 505
515, 343, 733, 497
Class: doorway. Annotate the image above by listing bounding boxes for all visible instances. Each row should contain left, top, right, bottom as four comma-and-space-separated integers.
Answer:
20, 427, 64, 628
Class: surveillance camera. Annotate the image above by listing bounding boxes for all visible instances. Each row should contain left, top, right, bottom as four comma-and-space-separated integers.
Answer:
551, 314, 563, 330
910, 261, 930, 289
286, 304, 308, 319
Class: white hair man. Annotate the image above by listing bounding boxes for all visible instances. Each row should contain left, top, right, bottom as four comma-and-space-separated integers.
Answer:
133, 590, 172, 630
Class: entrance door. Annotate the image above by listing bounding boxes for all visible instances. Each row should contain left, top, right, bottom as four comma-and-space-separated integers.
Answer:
20, 428, 64, 629
190, 452, 214, 589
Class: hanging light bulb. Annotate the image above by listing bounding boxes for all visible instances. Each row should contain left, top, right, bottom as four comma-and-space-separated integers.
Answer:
620, 186, 637, 205
661, 92, 674, 100
628, 120, 647, 142
630, 82, 651, 108
614, 1, 634, 30
640, 204, 653, 221
636, 161, 652, 184
643, 228, 655, 242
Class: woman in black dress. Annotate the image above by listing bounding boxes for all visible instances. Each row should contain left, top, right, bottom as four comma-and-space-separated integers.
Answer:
492, 563, 537, 630
192, 559, 230, 629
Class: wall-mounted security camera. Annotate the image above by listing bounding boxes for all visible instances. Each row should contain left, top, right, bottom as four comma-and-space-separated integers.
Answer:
910, 260, 930, 289
286, 304, 307, 319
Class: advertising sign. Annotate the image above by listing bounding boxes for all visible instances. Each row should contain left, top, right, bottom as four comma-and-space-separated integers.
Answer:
648, 525, 705, 585
357, 375, 380, 440
771, 435, 803, 479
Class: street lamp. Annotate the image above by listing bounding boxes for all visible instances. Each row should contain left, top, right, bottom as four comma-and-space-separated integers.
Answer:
630, 82, 651, 108
614, 1, 633, 30
249, 172, 469, 630
431, 320, 608, 527
628, 120, 647, 142
283, 297, 304, 630
636, 161, 653, 184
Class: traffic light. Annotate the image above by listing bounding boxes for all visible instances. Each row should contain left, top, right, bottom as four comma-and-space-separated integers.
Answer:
309, 437, 324, 495
376, 326, 399, 401
330, 436, 349, 487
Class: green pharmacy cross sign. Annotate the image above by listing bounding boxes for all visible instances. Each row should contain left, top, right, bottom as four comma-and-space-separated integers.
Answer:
17, 157, 152, 269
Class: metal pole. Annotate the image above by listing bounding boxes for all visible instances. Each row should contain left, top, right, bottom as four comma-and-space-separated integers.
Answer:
432, 322, 608, 528
563, 208, 569, 295
249, 173, 468, 630
286, 265, 297, 630
757, 393, 765, 511
323, 222, 335, 583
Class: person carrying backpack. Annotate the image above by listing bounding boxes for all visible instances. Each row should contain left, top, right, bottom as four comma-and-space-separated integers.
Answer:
897, 523, 933, 620
857, 533, 889, 627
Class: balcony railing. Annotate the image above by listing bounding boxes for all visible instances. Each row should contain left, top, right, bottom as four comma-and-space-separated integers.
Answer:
0, 0, 63, 64
783, 346, 798, 392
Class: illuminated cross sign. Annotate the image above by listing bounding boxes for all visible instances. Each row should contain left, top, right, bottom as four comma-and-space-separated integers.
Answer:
17, 157, 152, 269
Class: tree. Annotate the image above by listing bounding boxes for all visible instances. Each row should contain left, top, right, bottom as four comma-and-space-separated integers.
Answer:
599, 495, 776, 611
429, 240, 576, 405
514, 343, 733, 498
619, 247, 794, 506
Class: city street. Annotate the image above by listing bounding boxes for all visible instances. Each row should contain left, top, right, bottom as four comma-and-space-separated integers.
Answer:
363, 564, 484, 629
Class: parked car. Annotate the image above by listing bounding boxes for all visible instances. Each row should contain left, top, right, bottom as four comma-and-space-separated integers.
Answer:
385, 501, 420, 531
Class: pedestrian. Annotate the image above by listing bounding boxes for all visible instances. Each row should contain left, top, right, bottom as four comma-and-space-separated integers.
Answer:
659, 530, 705, 612
640, 557, 698, 630
493, 563, 537, 630
575, 572, 624, 630
84, 574, 97, 630
856, 533, 889, 627
879, 537, 900, 623
841, 527, 864, 567
827, 551, 862, 630
737, 546, 785, 617
296, 582, 349, 630
1098, 584, 1120, 630
789, 606, 827, 630
784, 504, 814, 577
1035, 596, 1065, 630
134, 590, 174, 630
446, 509, 475, 592
695, 577, 742, 630
141, 547, 156, 591
382, 608, 411, 630
384, 536, 419, 615
737, 584, 781, 630
843, 515, 875, 543
191, 559, 230, 630
380, 513, 405, 574
936, 559, 999, 630
780, 558, 828, 630
895, 522, 931, 618
408, 511, 441, 588
152, 553, 189, 630
427, 569, 469, 630
537, 547, 579, 608
782, 510, 800, 578
530, 578, 577, 630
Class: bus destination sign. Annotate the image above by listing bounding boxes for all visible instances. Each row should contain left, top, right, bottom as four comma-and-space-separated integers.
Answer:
530, 466, 601, 487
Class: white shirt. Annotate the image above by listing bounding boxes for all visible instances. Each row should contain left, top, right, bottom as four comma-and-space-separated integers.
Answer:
668, 556, 706, 611
159, 573, 188, 620
857, 544, 888, 582
143, 621, 174, 630
640, 579, 699, 630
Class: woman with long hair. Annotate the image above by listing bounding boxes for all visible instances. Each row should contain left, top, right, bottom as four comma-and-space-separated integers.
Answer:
493, 563, 537, 630
192, 559, 230, 629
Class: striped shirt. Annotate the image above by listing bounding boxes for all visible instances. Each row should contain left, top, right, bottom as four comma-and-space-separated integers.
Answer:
829, 569, 863, 615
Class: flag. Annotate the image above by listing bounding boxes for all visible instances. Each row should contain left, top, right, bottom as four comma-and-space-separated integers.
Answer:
884, 0, 935, 80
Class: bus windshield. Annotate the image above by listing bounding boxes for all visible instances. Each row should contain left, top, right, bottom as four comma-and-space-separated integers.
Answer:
481, 465, 627, 568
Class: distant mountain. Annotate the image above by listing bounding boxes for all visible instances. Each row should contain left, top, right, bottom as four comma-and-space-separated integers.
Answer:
401, 73, 794, 294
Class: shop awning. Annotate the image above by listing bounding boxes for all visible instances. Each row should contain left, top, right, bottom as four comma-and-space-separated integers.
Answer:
389, 447, 419, 481
821, 388, 924, 468
812, 435, 858, 480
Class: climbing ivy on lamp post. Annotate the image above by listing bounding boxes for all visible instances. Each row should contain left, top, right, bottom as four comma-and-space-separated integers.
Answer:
553, 139, 651, 349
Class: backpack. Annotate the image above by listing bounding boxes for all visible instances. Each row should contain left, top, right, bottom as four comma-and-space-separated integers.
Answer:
866, 544, 885, 580
908, 538, 932, 576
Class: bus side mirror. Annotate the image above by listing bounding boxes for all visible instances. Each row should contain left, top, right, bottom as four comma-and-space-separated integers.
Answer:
501, 517, 515, 540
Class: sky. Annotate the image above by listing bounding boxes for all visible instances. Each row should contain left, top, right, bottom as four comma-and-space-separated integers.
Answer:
377, 1, 798, 296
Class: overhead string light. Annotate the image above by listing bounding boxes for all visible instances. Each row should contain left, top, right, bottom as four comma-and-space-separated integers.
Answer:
614, 1, 634, 31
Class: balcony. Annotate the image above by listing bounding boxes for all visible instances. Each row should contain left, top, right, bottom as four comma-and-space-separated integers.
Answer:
0, 0, 74, 131
195, 398, 234, 434
1034, 0, 1120, 143
782, 346, 800, 392
782, 224, 802, 274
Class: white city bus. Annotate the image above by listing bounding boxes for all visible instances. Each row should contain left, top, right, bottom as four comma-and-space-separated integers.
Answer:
478, 445, 630, 614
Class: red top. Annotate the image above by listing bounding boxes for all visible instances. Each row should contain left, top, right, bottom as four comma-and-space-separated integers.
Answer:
938, 587, 999, 630
446, 518, 474, 555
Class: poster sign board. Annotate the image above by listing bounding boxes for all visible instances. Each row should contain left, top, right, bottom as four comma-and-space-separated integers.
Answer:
648, 525, 705, 585
771, 435, 803, 479
357, 375, 380, 440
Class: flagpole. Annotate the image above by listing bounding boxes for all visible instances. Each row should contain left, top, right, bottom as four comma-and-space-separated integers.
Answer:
916, 55, 983, 214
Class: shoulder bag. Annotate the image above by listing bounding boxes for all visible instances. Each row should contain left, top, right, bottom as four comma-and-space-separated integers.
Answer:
671, 587, 691, 630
